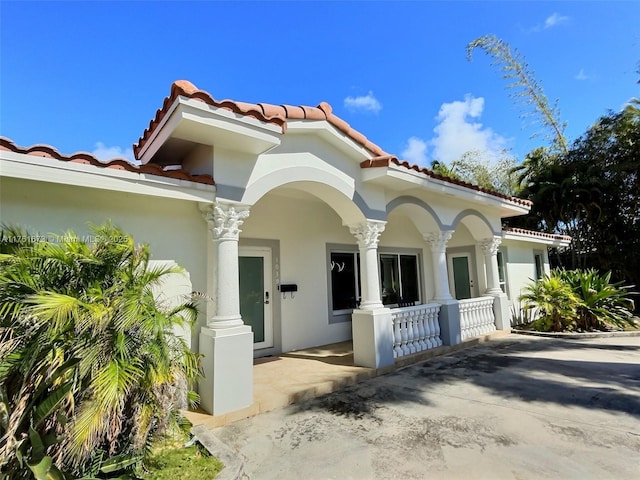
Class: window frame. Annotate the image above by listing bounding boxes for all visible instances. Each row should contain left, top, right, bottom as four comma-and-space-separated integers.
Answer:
496, 247, 509, 297
534, 249, 545, 280
377, 249, 423, 307
326, 244, 424, 324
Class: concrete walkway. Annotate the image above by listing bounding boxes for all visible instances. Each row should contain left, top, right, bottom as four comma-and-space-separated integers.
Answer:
214, 334, 640, 479
186, 332, 510, 428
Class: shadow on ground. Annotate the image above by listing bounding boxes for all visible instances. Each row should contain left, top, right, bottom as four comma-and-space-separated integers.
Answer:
293, 336, 640, 420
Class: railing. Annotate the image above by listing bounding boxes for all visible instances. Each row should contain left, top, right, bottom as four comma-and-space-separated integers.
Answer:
390, 303, 442, 359
459, 296, 496, 340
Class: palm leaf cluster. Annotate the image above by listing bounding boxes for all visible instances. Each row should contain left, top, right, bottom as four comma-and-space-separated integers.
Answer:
0, 223, 201, 479
520, 269, 636, 332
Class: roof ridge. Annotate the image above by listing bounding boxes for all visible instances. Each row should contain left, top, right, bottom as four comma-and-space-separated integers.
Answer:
0, 137, 215, 186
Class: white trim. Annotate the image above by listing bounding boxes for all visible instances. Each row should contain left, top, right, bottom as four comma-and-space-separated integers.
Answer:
502, 230, 571, 247
0, 151, 215, 203
363, 163, 530, 216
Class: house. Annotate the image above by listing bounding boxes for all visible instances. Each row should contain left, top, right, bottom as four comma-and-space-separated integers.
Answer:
0, 80, 571, 416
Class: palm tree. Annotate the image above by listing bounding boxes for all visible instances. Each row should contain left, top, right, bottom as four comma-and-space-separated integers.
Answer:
0, 223, 201, 478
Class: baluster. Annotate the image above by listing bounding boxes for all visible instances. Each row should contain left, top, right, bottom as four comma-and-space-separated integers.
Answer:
416, 308, 427, 351
432, 306, 440, 347
481, 301, 488, 334
400, 312, 410, 356
393, 313, 403, 358
422, 308, 432, 349
407, 311, 417, 354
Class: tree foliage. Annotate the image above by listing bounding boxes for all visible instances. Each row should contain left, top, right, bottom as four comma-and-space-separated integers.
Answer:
0, 223, 201, 479
467, 34, 568, 154
510, 108, 640, 292
431, 151, 520, 196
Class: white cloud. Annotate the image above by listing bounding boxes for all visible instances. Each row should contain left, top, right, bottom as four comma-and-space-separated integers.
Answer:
525, 12, 569, 33
401, 137, 428, 165
574, 69, 589, 81
344, 91, 382, 114
91, 142, 136, 163
544, 12, 569, 29
429, 95, 508, 165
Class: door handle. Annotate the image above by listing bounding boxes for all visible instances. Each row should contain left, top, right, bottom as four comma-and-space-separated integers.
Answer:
265, 291, 270, 304
470, 280, 474, 288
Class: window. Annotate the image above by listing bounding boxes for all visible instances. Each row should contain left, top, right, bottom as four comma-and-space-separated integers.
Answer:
379, 253, 420, 306
534, 251, 544, 280
330, 251, 360, 312
327, 246, 422, 323
497, 249, 508, 295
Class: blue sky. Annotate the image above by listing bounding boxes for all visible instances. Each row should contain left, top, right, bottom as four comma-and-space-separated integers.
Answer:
1, 1, 638, 167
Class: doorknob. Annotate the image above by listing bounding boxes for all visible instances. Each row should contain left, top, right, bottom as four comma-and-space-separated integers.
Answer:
265, 291, 270, 304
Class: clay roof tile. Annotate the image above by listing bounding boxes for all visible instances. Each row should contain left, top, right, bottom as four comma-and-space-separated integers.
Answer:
1, 137, 215, 186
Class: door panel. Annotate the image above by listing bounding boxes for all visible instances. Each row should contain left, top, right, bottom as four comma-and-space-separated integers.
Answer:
448, 253, 473, 300
239, 247, 273, 349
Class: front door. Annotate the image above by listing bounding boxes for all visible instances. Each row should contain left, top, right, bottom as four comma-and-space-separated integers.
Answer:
239, 247, 273, 350
448, 253, 473, 300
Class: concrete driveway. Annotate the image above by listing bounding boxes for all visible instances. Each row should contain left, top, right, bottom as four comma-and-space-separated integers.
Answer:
215, 334, 640, 479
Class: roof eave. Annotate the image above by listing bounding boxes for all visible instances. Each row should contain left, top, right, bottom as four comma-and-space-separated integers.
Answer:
137, 96, 283, 164
362, 163, 531, 215
1, 149, 216, 203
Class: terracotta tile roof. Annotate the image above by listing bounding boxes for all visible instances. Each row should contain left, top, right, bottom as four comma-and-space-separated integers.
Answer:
361, 156, 533, 207
503, 227, 572, 242
134, 80, 531, 207
133, 80, 387, 160
0, 137, 215, 186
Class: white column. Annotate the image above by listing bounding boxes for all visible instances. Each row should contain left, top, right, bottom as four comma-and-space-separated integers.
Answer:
424, 231, 454, 302
198, 202, 253, 416
350, 220, 386, 310
479, 236, 502, 296
202, 202, 250, 327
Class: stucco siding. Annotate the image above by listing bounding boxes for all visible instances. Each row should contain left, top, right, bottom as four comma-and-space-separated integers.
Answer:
0, 177, 208, 350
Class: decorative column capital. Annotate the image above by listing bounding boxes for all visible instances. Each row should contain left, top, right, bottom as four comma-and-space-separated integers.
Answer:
349, 220, 386, 249
423, 230, 454, 253
201, 202, 250, 240
479, 236, 502, 255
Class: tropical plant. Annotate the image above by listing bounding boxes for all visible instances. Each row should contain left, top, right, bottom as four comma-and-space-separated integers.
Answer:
0, 223, 201, 479
467, 34, 568, 154
557, 269, 636, 330
519, 273, 579, 332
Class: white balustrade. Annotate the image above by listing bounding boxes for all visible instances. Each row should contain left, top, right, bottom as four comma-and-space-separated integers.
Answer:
459, 296, 496, 341
390, 303, 442, 359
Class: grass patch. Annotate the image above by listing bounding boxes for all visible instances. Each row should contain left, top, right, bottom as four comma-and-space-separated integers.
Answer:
141, 434, 224, 480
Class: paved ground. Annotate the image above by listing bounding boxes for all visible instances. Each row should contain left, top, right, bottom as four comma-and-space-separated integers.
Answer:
215, 335, 640, 480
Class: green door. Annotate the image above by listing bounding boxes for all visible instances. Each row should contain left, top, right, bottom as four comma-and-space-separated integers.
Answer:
452, 256, 472, 300
239, 247, 272, 349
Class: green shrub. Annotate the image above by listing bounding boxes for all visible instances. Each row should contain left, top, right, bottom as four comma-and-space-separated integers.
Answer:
557, 268, 636, 330
520, 273, 580, 331
519, 269, 637, 332
0, 223, 201, 479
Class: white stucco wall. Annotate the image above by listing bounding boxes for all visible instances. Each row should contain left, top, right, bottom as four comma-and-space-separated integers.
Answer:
502, 238, 551, 305
0, 177, 208, 350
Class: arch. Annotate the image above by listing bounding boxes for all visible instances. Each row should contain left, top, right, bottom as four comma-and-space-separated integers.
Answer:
386, 196, 445, 229
449, 209, 500, 240
241, 165, 368, 225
